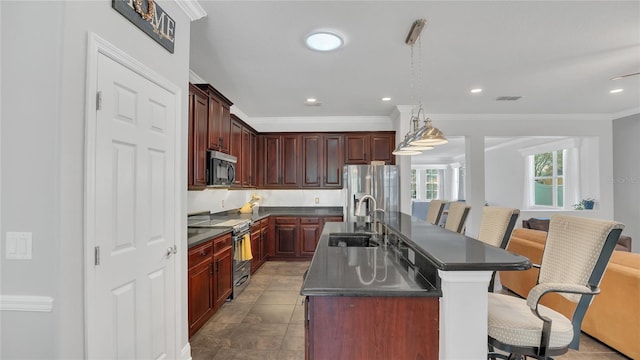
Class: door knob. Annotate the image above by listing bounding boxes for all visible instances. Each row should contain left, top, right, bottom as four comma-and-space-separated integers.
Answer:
166, 245, 177, 258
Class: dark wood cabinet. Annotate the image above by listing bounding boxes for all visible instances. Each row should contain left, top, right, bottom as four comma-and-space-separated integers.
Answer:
188, 84, 209, 190
260, 218, 269, 264
229, 116, 243, 186
195, 84, 233, 153
213, 233, 233, 310
250, 223, 261, 274
345, 132, 395, 165
322, 135, 344, 188
188, 241, 213, 337
187, 232, 232, 338
249, 132, 257, 187
302, 135, 322, 187
274, 217, 298, 257
305, 296, 439, 359
242, 127, 252, 187
300, 217, 321, 256
270, 215, 343, 259
261, 135, 300, 188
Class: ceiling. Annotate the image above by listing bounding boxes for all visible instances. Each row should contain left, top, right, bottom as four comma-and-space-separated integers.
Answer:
189, 1, 640, 119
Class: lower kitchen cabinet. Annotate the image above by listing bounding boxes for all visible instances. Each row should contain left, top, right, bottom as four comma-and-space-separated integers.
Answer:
213, 234, 233, 310
270, 215, 343, 260
250, 218, 271, 274
188, 232, 232, 338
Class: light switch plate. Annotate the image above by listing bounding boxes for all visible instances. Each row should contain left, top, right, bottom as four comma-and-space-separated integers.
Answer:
6, 232, 32, 260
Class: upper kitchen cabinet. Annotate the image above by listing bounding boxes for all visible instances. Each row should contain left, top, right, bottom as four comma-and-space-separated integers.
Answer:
194, 84, 233, 154
301, 134, 344, 188
229, 114, 257, 188
260, 134, 301, 188
344, 132, 396, 165
188, 84, 209, 190
230, 116, 242, 187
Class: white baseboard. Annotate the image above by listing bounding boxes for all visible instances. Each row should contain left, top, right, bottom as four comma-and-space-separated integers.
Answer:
181, 342, 192, 360
0, 295, 54, 312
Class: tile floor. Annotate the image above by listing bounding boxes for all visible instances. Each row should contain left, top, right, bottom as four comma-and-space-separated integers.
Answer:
190, 261, 629, 360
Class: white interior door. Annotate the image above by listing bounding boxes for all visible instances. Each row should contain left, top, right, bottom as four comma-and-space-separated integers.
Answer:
86, 50, 177, 359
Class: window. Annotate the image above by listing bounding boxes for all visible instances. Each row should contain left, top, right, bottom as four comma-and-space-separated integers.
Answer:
532, 150, 564, 207
410, 169, 417, 199
411, 167, 448, 201
425, 169, 439, 200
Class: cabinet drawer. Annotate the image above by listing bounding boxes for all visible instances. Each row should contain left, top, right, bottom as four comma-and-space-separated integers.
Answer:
275, 217, 298, 225
188, 242, 212, 268
300, 217, 320, 224
260, 218, 269, 230
251, 223, 260, 233
213, 233, 232, 253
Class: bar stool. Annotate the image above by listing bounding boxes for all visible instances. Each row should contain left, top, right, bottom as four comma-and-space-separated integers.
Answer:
444, 202, 471, 234
425, 200, 446, 226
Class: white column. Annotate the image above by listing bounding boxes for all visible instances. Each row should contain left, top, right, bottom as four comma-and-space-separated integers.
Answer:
393, 105, 414, 215
438, 270, 493, 360
464, 135, 485, 236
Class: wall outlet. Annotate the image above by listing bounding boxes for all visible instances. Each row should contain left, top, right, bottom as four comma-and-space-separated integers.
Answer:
314, 197, 319, 204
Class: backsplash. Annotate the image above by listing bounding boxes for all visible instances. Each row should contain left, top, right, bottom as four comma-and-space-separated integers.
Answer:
188, 189, 344, 214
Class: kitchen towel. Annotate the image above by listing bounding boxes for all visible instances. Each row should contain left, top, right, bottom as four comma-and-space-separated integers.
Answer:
241, 233, 253, 261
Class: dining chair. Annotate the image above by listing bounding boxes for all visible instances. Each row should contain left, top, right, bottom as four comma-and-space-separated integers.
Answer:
425, 200, 446, 226
443, 202, 471, 234
487, 214, 624, 360
476, 207, 520, 291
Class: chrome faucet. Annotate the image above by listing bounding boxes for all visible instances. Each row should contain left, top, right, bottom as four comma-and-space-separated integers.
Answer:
355, 194, 377, 223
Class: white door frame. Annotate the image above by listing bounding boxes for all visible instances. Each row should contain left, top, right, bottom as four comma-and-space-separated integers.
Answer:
83, 32, 184, 358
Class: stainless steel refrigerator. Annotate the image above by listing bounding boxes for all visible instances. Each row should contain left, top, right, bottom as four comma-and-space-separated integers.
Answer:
343, 165, 399, 224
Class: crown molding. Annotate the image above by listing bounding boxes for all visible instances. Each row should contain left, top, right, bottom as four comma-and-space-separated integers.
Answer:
612, 107, 640, 120
173, 0, 206, 21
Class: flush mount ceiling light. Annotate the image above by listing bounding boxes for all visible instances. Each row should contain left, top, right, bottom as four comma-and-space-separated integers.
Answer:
471, 88, 483, 93
393, 19, 448, 157
610, 88, 624, 94
381, 97, 392, 102
305, 32, 343, 51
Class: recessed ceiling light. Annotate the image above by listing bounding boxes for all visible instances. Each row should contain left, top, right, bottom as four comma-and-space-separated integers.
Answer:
306, 98, 317, 103
381, 97, 392, 101
305, 32, 343, 51
610, 88, 624, 94
470, 88, 483, 93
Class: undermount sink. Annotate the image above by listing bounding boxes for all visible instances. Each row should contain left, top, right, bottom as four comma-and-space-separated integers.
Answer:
328, 233, 379, 247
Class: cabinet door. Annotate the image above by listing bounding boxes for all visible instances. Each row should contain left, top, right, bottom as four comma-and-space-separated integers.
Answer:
219, 106, 231, 153
214, 246, 233, 309
261, 219, 270, 262
282, 135, 300, 187
345, 134, 370, 164
207, 95, 222, 150
242, 127, 252, 187
300, 218, 321, 256
262, 135, 282, 187
188, 260, 213, 337
189, 85, 209, 189
250, 228, 261, 274
323, 135, 343, 188
274, 218, 297, 257
230, 118, 242, 186
302, 135, 321, 187
370, 133, 395, 164
249, 132, 257, 187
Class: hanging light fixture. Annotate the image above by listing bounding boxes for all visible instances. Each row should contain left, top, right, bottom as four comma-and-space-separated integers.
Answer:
393, 19, 447, 156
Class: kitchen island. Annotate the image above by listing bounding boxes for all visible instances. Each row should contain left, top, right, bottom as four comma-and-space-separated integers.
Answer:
301, 213, 531, 360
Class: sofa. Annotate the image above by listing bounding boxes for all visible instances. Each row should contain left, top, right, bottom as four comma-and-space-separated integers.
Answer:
500, 228, 640, 359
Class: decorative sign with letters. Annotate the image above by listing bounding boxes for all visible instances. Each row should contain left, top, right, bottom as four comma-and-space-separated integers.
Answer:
112, 0, 176, 53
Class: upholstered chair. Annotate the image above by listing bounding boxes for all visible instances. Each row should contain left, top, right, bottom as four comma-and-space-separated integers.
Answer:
443, 202, 471, 234
487, 214, 624, 360
425, 200, 446, 226
477, 207, 520, 291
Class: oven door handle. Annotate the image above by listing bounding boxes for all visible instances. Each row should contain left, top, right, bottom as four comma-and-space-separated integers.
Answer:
235, 274, 249, 286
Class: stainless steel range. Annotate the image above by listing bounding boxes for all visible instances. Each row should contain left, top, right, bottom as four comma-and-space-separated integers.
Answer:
189, 217, 252, 299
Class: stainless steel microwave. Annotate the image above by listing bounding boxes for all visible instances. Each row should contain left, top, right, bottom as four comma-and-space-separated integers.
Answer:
207, 151, 236, 187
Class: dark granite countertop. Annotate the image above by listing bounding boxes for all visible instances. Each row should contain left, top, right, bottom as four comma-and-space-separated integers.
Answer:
187, 227, 232, 248
301, 221, 439, 297
301, 213, 531, 297
188, 207, 344, 248
383, 212, 532, 271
